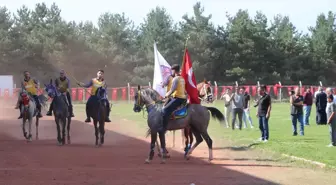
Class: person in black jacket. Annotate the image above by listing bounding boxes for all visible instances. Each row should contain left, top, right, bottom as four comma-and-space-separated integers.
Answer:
315, 87, 327, 125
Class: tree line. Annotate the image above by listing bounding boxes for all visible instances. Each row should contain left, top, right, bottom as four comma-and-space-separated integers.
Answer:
0, 2, 335, 87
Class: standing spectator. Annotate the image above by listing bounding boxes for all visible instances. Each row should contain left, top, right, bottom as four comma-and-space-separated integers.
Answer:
243, 90, 253, 128
255, 85, 271, 142
230, 87, 245, 130
316, 87, 327, 125
325, 87, 336, 103
303, 87, 313, 126
326, 94, 336, 147
220, 88, 232, 128
290, 87, 304, 136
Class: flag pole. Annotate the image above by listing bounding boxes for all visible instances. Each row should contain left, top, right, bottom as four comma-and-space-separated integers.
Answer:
181, 34, 191, 67
180, 34, 190, 148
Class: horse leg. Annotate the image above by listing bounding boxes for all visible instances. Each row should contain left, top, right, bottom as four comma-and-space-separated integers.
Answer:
27, 118, 32, 142
158, 131, 168, 163
189, 128, 194, 150
61, 117, 66, 145
200, 131, 213, 161
67, 117, 71, 144
22, 118, 27, 139
184, 127, 190, 156
145, 131, 157, 164
98, 119, 105, 146
156, 140, 162, 157
55, 118, 62, 145
93, 120, 99, 146
186, 128, 203, 160
35, 117, 39, 140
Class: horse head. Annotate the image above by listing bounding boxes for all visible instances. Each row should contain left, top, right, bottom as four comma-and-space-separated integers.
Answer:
20, 88, 30, 109
96, 86, 107, 100
44, 79, 58, 98
133, 86, 161, 113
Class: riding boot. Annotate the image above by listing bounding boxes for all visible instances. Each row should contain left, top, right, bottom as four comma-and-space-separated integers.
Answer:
46, 101, 53, 116
105, 103, 111, 122
37, 106, 43, 118
17, 102, 23, 119
85, 105, 91, 122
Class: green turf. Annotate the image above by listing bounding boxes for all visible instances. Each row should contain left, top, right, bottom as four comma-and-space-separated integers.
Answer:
74, 101, 336, 167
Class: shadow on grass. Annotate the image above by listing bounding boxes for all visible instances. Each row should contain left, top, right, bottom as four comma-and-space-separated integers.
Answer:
0, 119, 281, 185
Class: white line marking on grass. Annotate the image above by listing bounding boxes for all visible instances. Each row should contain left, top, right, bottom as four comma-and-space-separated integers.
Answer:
281, 154, 326, 168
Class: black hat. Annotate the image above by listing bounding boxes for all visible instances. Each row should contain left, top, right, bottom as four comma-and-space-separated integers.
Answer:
171, 64, 180, 71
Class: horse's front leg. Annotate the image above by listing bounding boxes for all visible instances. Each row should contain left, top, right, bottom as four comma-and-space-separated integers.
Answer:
35, 117, 39, 140
61, 118, 66, 145
145, 131, 157, 164
22, 118, 27, 140
27, 118, 32, 142
158, 131, 167, 164
93, 120, 99, 147
55, 118, 62, 145
67, 117, 71, 144
98, 119, 105, 146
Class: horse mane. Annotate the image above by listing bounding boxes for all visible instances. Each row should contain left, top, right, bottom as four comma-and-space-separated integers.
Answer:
142, 88, 162, 102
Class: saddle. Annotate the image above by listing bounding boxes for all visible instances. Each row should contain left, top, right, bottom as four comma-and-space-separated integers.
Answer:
170, 101, 188, 120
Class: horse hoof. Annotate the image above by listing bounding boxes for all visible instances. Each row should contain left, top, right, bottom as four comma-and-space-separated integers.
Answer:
144, 159, 151, 164
160, 160, 166, 164
67, 140, 71, 144
36, 136, 39, 140
157, 153, 162, 157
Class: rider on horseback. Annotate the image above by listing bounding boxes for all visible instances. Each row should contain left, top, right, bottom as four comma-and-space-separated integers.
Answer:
46, 69, 75, 117
161, 64, 187, 132
78, 69, 111, 123
15, 71, 43, 119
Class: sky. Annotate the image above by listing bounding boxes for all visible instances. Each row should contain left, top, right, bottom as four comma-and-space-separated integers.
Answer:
1, 0, 334, 33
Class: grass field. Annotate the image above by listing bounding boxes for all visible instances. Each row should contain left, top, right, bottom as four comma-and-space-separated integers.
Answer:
73, 101, 336, 168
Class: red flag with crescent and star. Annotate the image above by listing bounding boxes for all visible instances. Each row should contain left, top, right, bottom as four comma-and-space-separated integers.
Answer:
181, 48, 200, 104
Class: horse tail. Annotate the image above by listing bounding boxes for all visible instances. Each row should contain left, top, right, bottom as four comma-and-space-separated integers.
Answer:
206, 107, 225, 122
145, 128, 151, 138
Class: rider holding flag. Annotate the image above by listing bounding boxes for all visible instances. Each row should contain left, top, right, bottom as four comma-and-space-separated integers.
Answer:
161, 64, 187, 132
77, 69, 111, 123
15, 71, 43, 119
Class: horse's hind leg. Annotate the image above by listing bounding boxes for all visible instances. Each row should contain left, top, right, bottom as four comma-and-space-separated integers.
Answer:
35, 117, 39, 140
200, 131, 213, 161
67, 118, 71, 144
145, 131, 157, 164
186, 128, 203, 160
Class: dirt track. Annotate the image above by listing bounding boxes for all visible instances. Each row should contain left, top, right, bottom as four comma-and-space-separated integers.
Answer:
0, 104, 334, 185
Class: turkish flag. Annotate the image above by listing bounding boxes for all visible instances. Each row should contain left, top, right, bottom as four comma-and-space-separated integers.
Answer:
181, 48, 200, 104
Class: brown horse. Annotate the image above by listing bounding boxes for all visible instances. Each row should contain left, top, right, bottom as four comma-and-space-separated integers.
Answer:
197, 80, 214, 103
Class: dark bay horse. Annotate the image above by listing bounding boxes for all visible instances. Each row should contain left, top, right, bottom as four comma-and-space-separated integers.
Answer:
45, 79, 72, 145
133, 86, 225, 164
18, 89, 47, 142
197, 81, 214, 103
87, 86, 108, 146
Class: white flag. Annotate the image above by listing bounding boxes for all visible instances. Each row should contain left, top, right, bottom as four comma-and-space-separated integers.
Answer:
153, 42, 171, 97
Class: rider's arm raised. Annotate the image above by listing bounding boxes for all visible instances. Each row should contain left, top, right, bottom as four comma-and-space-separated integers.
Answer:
165, 77, 178, 97
81, 80, 93, 88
